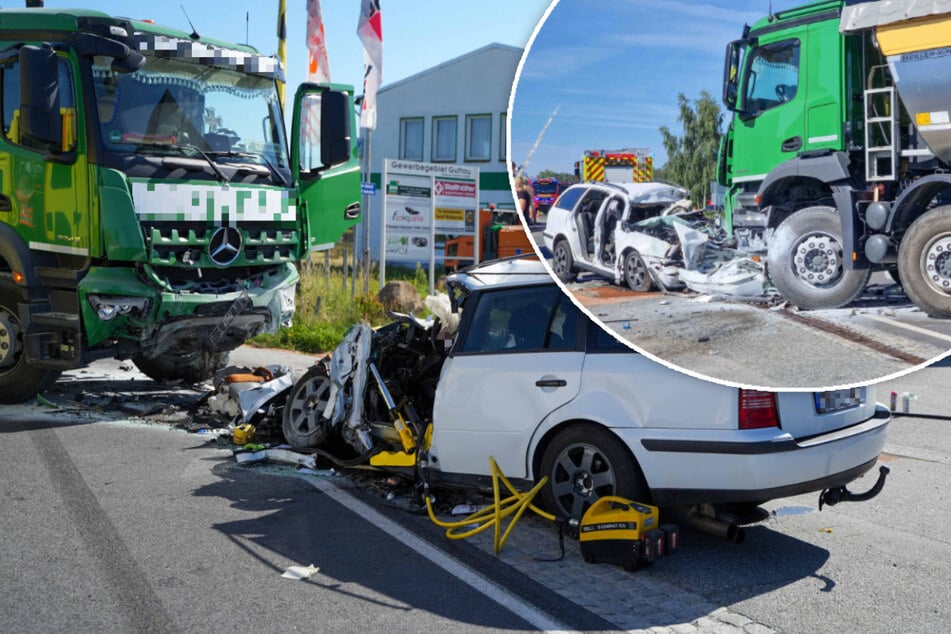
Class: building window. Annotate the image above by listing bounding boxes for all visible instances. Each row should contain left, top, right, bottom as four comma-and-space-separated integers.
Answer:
466, 114, 491, 161
432, 116, 457, 162
499, 112, 507, 162
400, 117, 424, 160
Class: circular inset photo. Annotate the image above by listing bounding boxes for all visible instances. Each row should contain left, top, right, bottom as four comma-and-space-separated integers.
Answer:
510, 0, 951, 390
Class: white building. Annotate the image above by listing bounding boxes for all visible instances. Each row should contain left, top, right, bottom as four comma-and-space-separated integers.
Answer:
356, 43, 521, 263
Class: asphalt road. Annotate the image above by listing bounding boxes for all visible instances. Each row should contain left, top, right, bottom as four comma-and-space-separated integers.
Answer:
1, 350, 948, 633
529, 222, 951, 390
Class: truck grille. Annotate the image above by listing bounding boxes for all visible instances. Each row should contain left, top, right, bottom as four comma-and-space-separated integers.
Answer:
145, 224, 298, 268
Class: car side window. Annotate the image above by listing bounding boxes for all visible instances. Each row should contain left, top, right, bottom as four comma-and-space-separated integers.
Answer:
586, 320, 634, 354
552, 186, 584, 212
456, 285, 579, 354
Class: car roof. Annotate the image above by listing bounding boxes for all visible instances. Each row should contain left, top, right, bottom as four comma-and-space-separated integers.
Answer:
448, 257, 553, 291
567, 181, 688, 203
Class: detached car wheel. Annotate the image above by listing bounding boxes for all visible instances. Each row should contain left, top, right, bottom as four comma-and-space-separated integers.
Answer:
282, 364, 332, 448
551, 240, 576, 282
623, 250, 652, 292
539, 424, 649, 520
766, 206, 870, 309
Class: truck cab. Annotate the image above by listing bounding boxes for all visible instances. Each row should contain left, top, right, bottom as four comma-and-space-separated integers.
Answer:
0, 9, 360, 402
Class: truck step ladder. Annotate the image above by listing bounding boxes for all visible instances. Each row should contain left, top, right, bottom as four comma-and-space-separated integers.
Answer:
864, 86, 898, 182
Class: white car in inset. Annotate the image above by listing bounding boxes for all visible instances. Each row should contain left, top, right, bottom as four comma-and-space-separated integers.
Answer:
543, 181, 692, 290
283, 258, 891, 524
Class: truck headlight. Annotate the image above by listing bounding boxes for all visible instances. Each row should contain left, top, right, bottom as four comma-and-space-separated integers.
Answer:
88, 295, 150, 321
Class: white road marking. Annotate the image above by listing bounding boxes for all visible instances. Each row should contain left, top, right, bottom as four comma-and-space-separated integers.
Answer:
863, 314, 951, 345
304, 477, 571, 633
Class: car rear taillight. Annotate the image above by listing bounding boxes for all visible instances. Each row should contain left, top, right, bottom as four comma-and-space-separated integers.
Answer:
738, 389, 779, 429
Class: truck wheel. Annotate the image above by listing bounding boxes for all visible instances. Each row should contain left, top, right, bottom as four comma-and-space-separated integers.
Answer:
538, 423, 650, 520
623, 250, 652, 292
0, 291, 60, 403
767, 206, 870, 309
551, 239, 576, 282
132, 349, 229, 384
282, 364, 331, 448
898, 205, 951, 317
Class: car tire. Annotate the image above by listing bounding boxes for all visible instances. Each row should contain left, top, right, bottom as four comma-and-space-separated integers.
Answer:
897, 205, 951, 317
766, 206, 870, 309
623, 250, 652, 292
132, 349, 229, 384
551, 239, 576, 282
282, 364, 331, 448
0, 289, 60, 403
538, 423, 650, 520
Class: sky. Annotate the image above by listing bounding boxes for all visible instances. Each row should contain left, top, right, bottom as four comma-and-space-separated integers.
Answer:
510, 0, 818, 176
33, 0, 551, 105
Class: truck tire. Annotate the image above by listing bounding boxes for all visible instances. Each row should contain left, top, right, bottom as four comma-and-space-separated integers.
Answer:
766, 206, 870, 309
132, 349, 229, 384
897, 205, 951, 317
538, 423, 650, 520
0, 290, 60, 403
551, 239, 576, 282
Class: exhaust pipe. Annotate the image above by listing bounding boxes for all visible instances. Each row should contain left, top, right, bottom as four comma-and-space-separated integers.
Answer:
686, 512, 746, 544
671, 508, 745, 544
819, 465, 890, 510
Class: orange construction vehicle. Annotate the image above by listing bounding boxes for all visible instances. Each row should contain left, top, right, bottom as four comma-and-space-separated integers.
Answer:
444, 205, 535, 271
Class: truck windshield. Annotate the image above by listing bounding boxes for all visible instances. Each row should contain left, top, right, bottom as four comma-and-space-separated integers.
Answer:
92, 54, 289, 184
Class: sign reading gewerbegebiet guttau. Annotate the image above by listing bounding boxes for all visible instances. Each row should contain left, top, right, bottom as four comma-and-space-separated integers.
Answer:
381, 159, 479, 293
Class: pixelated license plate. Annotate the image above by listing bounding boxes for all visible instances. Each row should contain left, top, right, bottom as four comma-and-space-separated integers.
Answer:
814, 388, 864, 414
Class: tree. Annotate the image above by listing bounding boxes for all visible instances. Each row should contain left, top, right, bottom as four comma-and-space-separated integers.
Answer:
658, 91, 723, 208
535, 169, 579, 184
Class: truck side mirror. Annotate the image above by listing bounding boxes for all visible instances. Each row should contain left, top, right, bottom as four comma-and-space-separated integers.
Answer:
18, 45, 62, 151
320, 89, 352, 168
74, 33, 145, 73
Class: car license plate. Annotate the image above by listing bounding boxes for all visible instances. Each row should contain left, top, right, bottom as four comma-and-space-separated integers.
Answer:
814, 388, 863, 414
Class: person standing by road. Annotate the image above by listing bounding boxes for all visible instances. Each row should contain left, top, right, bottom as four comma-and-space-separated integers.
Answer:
515, 176, 534, 226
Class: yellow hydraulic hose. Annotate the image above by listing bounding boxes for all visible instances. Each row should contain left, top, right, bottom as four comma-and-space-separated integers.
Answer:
424, 456, 556, 554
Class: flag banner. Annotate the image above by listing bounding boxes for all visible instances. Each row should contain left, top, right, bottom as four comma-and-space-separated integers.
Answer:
306, 0, 331, 83
277, 0, 287, 107
357, 0, 382, 130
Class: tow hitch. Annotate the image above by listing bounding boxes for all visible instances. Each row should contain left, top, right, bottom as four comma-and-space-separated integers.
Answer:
819, 465, 890, 510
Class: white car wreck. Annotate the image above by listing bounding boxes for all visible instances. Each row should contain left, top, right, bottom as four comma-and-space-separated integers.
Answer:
543, 181, 693, 290
281, 258, 890, 529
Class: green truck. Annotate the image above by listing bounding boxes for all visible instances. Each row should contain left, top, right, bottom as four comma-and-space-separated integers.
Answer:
0, 8, 360, 403
718, 0, 951, 316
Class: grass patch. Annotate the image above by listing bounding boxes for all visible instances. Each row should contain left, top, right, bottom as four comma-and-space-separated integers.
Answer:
251, 248, 440, 353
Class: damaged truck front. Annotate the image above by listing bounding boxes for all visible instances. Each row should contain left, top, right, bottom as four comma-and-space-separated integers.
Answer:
0, 9, 359, 403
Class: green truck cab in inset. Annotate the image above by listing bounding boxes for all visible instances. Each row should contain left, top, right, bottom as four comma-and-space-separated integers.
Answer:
0, 8, 360, 402
717, 0, 951, 315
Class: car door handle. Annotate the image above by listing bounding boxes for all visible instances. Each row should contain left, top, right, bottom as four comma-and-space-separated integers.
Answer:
781, 136, 802, 152
345, 201, 361, 219
535, 378, 567, 388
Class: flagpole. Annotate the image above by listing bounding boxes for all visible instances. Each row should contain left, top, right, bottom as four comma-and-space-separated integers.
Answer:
277, 0, 286, 109
363, 127, 371, 295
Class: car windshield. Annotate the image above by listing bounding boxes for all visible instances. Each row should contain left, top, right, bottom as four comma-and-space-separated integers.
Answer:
92, 53, 289, 181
